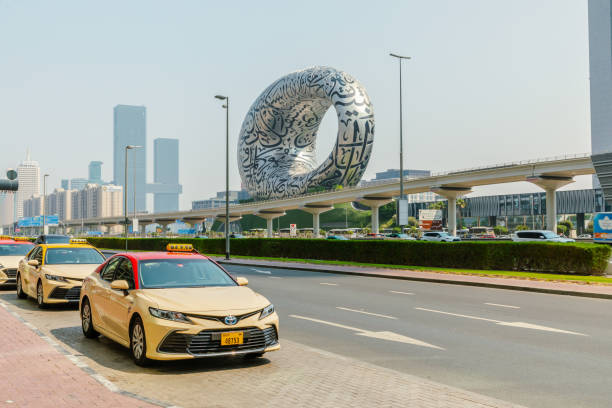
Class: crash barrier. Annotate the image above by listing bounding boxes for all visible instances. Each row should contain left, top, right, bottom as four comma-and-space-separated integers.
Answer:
85, 238, 611, 275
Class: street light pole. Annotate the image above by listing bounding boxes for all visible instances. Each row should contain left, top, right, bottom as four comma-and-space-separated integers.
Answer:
215, 94, 230, 260
390, 52, 411, 232
42, 174, 49, 235
124, 145, 142, 250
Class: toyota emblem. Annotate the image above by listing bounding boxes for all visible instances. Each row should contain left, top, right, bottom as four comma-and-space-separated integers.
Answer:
224, 315, 238, 325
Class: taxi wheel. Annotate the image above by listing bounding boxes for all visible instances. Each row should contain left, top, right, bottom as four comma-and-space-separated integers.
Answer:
16, 274, 26, 299
36, 281, 47, 309
130, 316, 150, 366
81, 299, 99, 338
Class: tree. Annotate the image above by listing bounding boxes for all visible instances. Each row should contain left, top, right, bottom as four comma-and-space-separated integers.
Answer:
407, 216, 418, 227
428, 201, 446, 210
494, 225, 508, 236
516, 225, 529, 231
559, 219, 573, 232
586, 221, 594, 234
557, 224, 568, 236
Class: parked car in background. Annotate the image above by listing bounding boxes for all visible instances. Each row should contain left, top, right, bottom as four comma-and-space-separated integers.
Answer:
34, 234, 71, 245
365, 233, 385, 239
420, 232, 461, 242
577, 234, 592, 239
511, 230, 575, 243
386, 233, 416, 240
326, 235, 348, 240
229, 233, 245, 239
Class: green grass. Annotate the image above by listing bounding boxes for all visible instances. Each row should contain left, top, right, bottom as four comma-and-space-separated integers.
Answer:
203, 253, 612, 285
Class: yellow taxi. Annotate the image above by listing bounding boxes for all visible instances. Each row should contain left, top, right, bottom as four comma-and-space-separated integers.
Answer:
79, 244, 279, 366
0, 236, 34, 286
17, 239, 106, 308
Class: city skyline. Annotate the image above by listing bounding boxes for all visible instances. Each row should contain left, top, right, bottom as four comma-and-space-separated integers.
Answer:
0, 0, 595, 210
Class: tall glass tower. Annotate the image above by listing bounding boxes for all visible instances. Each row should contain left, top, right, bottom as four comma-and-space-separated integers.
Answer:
153, 138, 180, 212
113, 105, 146, 213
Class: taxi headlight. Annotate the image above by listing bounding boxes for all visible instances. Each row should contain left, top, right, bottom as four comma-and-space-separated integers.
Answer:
148, 307, 193, 324
259, 304, 275, 320
45, 274, 68, 282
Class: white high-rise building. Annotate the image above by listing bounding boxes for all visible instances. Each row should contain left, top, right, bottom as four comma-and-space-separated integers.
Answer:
45, 189, 73, 221
16, 151, 40, 219
588, 0, 612, 187
0, 194, 15, 227
72, 184, 122, 220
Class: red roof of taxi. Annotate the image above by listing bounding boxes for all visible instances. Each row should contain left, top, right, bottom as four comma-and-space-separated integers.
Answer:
116, 251, 207, 260
0, 240, 33, 245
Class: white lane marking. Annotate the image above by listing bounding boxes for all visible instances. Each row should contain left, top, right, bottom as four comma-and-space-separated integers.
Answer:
389, 290, 414, 295
484, 302, 520, 309
269, 276, 281, 279
252, 268, 272, 274
336, 306, 397, 320
320, 282, 338, 286
415, 307, 587, 336
289, 314, 444, 350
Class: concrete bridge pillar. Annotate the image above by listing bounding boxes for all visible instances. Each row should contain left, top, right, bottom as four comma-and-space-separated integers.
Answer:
302, 205, 334, 238
527, 176, 574, 233
430, 186, 472, 237
359, 197, 393, 234
256, 211, 286, 238
215, 215, 243, 237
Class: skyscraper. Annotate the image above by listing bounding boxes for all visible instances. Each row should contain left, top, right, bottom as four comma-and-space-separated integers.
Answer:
153, 138, 181, 212
16, 151, 40, 219
61, 179, 69, 190
88, 161, 103, 184
588, 0, 612, 187
70, 178, 89, 191
113, 105, 146, 213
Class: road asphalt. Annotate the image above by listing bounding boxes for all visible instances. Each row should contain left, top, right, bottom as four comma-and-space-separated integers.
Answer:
223, 263, 612, 408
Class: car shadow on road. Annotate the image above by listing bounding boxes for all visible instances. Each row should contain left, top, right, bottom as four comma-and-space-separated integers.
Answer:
49, 325, 272, 375
0, 292, 78, 312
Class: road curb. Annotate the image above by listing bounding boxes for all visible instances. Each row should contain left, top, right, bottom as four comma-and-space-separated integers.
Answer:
217, 259, 612, 300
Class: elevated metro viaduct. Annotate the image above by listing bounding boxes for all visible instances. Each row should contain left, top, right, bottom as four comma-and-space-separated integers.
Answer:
49, 154, 598, 238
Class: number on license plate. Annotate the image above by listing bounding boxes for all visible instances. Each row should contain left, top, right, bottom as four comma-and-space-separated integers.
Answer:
220, 332, 244, 346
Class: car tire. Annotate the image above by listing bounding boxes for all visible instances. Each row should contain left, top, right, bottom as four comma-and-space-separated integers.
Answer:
16, 274, 26, 299
36, 281, 46, 309
81, 298, 99, 339
130, 316, 150, 366
244, 352, 265, 359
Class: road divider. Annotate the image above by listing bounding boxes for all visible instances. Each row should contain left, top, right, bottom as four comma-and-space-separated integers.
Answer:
289, 314, 444, 350
415, 307, 587, 336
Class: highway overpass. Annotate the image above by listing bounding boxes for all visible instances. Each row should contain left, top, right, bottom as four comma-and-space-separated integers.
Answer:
43, 153, 597, 236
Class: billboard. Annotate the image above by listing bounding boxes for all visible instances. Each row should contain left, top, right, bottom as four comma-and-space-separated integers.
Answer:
593, 212, 612, 243
418, 209, 443, 231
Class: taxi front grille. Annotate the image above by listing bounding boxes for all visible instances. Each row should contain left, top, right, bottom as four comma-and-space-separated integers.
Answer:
3, 269, 17, 278
49, 286, 81, 301
158, 326, 278, 355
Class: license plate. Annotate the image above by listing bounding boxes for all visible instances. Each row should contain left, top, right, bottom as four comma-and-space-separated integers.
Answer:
220, 332, 244, 346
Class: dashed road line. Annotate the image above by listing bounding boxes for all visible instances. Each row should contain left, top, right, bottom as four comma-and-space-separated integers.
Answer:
251, 268, 272, 274
289, 314, 444, 350
320, 282, 338, 286
389, 290, 414, 295
484, 302, 520, 309
337, 306, 397, 320
415, 307, 587, 336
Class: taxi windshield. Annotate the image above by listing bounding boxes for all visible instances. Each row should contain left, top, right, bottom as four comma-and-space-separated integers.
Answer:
138, 259, 237, 289
45, 247, 105, 264
0, 244, 34, 256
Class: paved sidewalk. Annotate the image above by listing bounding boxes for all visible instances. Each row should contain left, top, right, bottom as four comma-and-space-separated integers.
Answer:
216, 257, 612, 299
0, 303, 156, 408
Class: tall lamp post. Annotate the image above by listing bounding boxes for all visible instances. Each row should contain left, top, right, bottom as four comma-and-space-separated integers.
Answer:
42, 173, 49, 235
215, 94, 230, 260
389, 53, 411, 231
124, 145, 142, 250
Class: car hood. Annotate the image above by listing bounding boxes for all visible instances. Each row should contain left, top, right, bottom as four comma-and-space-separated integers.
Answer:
0, 256, 25, 269
140, 286, 270, 314
42, 264, 100, 280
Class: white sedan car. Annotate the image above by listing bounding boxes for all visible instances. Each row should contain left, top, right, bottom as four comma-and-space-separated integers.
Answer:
511, 230, 575, 243
420, 232, 461, 242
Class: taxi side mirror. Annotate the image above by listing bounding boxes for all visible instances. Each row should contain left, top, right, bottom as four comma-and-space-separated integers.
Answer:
236, 277, 248, 286
110, 280, 130, 291
27, 259, 39, 267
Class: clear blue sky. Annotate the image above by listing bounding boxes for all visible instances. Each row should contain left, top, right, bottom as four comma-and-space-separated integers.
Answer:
0, 0, 592, 210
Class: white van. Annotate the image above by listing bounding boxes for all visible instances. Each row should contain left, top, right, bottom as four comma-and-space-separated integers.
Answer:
511, 230, 574, 243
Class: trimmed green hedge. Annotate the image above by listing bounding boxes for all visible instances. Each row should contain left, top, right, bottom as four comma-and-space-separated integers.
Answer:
85, 238, 612, 275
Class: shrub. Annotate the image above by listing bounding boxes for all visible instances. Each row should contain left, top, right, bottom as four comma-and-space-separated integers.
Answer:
493, 226, 508, 236
557, 225, 568, 236
87, 238, 611, 275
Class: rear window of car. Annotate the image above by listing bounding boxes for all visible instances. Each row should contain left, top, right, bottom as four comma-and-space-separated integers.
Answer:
43, 236, 71, 244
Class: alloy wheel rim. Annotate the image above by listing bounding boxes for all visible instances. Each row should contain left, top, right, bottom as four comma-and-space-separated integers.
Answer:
37, 285, 42, 304
132, 324, 143, 359
82, 304, 90, 331
16, 277, 21, 294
